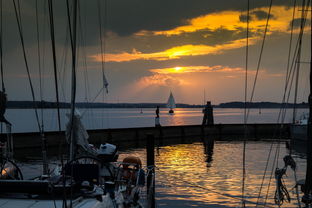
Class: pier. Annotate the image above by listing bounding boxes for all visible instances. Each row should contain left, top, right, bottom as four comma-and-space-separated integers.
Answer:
12, 123, 290, 150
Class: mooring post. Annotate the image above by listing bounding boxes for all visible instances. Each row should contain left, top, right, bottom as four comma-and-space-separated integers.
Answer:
146, 134, 155, 208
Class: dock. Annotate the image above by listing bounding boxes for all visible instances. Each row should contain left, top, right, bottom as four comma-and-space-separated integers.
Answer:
12, 123, 290, 150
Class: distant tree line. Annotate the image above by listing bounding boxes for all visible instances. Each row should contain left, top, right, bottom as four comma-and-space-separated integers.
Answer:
6, 101, 308, 109
217, 101, 308, 108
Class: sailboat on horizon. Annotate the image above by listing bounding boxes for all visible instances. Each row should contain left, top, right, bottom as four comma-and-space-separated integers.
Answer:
166, 92, 176, 114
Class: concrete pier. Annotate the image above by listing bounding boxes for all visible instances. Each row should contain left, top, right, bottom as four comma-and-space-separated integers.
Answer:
11, 123, 290, 150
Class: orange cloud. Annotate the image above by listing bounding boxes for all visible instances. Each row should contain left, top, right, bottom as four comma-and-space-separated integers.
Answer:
142, 6, 301, 36
137, 74, 188, 87
91, 37, 258, 62
149, 65, 244, 74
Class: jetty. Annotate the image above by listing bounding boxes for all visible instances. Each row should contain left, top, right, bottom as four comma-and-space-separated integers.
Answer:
12, 123, 290, 151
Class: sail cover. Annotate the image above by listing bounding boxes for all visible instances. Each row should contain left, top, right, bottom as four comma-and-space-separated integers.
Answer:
65, 110, 97, 156
166, 92, 176, 109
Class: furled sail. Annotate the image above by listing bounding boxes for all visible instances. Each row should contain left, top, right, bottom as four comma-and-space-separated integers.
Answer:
65, 110, 97, 156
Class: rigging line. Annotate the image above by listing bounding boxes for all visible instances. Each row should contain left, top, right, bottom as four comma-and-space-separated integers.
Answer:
97, 0, 108, 129
284, 0, 310, 104
77, 5, 89, 103
262, 33, 308, 204
242, 0, 250, 207
35, 0, 44, 131
292, 0, 308, 124
256, 32, 306, 205
246, 0, 274, 121
256, 53, 299, 206
97, 0, 108, 92
77, 3, 94, 128
12, 0, 41, 133
279, 0, 310, 123
285, 0, 298, 91
81, 86, 105, 117
41, 0, 47, 102
293, 0, 309, 123
48, 0, 62, 132
66, 0, 74, 54
59, 23, 70, 103
287, 0, 298, 125
0, 0, 4, 92
255, 142, 275, 207
69, 0, 78, 161
263, 143, 280, 207
0, 0, 3, 134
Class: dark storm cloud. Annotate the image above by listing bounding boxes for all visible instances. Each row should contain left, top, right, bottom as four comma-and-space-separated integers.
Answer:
239, 11, 275, 22
104, 0, 291, 36
2, 0, 293, 50
251, 11, 274, 20
289, 18, 311, 29
109, 28, 249, 54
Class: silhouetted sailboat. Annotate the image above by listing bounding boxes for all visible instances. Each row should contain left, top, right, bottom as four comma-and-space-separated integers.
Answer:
167, 92, 176, 114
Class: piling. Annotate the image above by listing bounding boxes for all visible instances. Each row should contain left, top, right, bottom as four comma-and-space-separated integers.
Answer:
146, 134, 155, 208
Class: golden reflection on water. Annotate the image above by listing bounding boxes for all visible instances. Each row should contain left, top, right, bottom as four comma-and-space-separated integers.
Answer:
121, 141, 306, 207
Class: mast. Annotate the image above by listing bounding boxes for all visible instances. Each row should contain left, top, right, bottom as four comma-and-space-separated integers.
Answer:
69, 0, 78, 161
303, 1, 312, 205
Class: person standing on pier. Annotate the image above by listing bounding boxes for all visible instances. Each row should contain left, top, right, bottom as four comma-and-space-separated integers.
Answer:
156, 106, 160, 118
155, 106, 161, 127
202, 101, 214, 125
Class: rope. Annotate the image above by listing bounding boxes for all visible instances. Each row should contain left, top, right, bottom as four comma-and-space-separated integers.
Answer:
274, 156, 296, 206
48, 0, 62, 133
255, 1, 310, 206
12, 0, 41, 133
77, 2, 95, 129
242, 0, 250, 206
0, 0, 4, 93
97, 0, 109, 94
35, 0, 44, 131
246, 0, 274, 121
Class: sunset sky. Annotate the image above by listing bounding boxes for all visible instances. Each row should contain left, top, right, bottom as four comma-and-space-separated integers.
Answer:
1, 0, 311, 105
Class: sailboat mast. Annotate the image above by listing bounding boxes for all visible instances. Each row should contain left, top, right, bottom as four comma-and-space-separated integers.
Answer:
303, 1, 312, 204
69, 0, 78, 161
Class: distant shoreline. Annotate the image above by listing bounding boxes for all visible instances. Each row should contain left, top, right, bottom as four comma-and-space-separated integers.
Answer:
6, 101, 308, 109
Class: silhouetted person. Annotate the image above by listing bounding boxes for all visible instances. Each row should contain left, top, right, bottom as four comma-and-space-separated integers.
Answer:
202, 101, 214, 125
155, 106, 161, 127
156, 106, 160, 118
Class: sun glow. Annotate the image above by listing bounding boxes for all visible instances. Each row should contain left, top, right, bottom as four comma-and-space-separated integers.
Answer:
174, 67, 182, 71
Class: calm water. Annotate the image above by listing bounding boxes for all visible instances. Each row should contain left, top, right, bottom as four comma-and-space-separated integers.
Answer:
18, 141, 306, 207
5, 108, 308, 133
123, 141, 306, 207
6, 107, 309, 207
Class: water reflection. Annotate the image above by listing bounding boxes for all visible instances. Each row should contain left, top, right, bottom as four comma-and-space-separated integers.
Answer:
15, 141, 307, 207
119, 141, 306, 207
203, 138, 214, 167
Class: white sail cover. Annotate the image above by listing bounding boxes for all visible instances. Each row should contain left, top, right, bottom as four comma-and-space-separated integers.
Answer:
65, 110, 97, 156
166, 92, 176, 109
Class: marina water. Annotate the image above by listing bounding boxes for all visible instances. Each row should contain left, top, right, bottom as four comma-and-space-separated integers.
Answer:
6, 108, 308, 133
18, 141, 306, 207
8, 108, 308, 207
